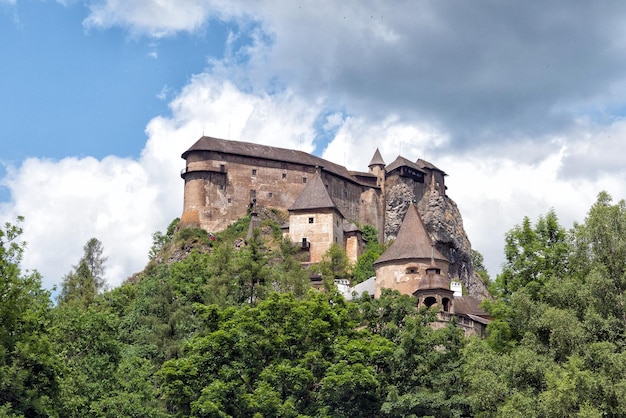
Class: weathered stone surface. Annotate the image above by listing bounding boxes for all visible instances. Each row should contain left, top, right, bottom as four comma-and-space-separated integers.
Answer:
385, 186, 490, 300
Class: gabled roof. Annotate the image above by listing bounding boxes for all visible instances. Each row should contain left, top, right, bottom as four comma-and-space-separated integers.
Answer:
343, 219, 361, 233
374, 205, 448, 265
289, 173, 339, 212
417, 158, 447, 176
182, 136, 374, 187
453, 296, 489, 318
368, 148, 386, 167
385, 156, 426, 175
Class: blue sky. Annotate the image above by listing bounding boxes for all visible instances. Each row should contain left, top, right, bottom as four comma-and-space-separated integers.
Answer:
2, 1, 626, 291
1, 1, 225, 164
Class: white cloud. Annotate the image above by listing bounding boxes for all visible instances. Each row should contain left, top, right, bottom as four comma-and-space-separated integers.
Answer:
82, 0, 249, 37
0, 75, 327, 291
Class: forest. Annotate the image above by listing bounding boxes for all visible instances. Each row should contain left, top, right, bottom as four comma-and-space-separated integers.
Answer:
2, 191, 626, 417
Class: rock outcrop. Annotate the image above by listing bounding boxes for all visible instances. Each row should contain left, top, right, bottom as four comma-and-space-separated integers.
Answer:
385, 184, 489, 300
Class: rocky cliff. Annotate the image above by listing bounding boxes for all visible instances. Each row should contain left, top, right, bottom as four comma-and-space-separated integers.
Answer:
385, 183, 490, 300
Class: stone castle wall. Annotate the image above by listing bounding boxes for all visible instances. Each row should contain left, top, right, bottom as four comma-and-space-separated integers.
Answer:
180, 138, 491, 298
182, 150, 384, 234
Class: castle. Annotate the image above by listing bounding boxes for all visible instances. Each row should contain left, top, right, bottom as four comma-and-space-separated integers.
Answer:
180, 136, 489, 335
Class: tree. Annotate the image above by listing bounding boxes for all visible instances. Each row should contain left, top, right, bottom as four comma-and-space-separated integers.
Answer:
315, 243, 351, 291
471, 249, 490, 285
0, 217, 59, 417
58, 238, 107, 306
572, 192, 626, 325
495, 209, 570, 302
149, 218, 179, 259
352, 224, 386, 284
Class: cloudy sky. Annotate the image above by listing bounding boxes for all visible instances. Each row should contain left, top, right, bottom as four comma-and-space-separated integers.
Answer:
2, 1, 626, 291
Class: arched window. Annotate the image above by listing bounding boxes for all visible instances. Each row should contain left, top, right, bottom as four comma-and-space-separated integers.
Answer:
424, 296, 437, 308
442, 297, 450, 312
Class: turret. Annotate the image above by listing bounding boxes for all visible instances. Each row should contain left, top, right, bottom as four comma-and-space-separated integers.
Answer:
368, 148, 386, 189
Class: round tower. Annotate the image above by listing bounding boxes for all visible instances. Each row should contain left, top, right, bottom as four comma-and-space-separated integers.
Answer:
368, 148, 386, 190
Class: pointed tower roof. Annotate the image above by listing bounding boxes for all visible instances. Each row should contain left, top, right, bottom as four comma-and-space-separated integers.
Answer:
374, 205, 448, 265
368, 148, 386, 167
289, 171, 338, 212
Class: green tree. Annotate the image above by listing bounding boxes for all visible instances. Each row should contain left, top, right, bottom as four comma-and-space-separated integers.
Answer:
315, 243, 351, 291
471, 248, 491, 285
0, 217, 59, 417
58, 238, 108, 307
352, 225, 385, 284
149, 218, 180, 259
572, 192, 626, 325
496, 209, 570, 301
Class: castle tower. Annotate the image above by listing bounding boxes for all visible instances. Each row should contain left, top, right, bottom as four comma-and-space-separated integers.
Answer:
413, 257, 455, 314
373, 204, 450, 297
288, 169, 345, 264
368, 148, 386, 190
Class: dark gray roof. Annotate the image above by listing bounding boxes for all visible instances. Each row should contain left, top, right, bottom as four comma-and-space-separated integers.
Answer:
453, 296, 489, 317
182, 136, 373, 186
289, 173, 338, 212
385, 156, 426, 174
368, 148, 386, 167
343, 219, 361, 233
374, 204, 448, 265
416, 158, 447, 176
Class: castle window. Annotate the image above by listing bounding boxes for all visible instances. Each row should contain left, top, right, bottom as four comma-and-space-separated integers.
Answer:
303, 177, 307, 183
406, 267, 418, 274
227, 198, 231, 204
220, 164, 225, 173
268, 192, 273, 198
424, 297, 437, 308
282, 173, 287, 179
442, 298, 451, 312
252, 169, 257, 176
219, 185, 225, 191
308, 217, 314, 224
250, 189, 256, 198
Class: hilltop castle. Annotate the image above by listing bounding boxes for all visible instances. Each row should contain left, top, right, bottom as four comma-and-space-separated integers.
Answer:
181, 137, 445, 240
180, 136, 489, 335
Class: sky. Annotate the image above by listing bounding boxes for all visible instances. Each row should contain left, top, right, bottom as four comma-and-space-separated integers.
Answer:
2, 1, 626, 292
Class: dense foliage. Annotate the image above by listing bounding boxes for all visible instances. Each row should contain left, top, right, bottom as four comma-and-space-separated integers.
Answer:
5, 192, 626, 416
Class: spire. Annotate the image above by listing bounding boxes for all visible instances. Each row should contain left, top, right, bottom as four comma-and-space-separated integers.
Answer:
288, 171, 338, 212
374, 204, 448, 265
368, 148, 385, 167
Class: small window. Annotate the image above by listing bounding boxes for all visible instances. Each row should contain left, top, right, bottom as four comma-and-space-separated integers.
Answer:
219, 185, 225, 190
250, 189, 256, 198
252, 169, 257, 176
308, 217, 314, 224
220, 164, 225, 173
268, 192, 273, 198
227, 198, 232, 203
282, 173, 287, 179
303, 177, 307, 183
